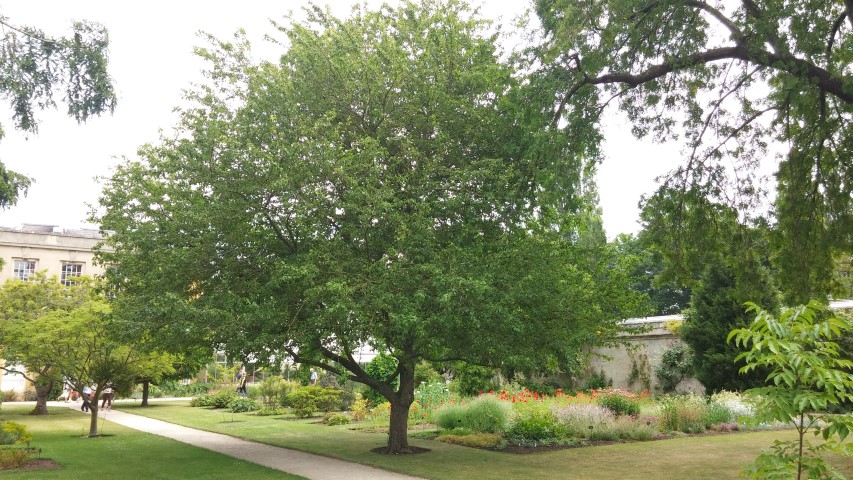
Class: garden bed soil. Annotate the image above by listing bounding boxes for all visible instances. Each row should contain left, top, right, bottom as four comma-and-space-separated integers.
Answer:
2, 458, 61, 471
483, 428, 761, 454
370, 446, 431, 455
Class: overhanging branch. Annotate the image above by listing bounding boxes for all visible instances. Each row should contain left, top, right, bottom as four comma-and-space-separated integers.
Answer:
584, 45, 853, 105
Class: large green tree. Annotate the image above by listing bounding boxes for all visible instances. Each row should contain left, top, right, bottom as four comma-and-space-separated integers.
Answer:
534, 0, 853, 304
95, 1, 643, 453
0, 273, 91, 414
0, 15, 117, 208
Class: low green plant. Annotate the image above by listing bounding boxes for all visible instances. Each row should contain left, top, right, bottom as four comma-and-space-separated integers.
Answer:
0, 422, 31, 445
290, 386, 342, 418
435, 432, 505, 448
190, 393, 215, 407
597, 393, 640, 416
1, 391, 18, 402
657, 395, 708, 433
506, 410, 562, 443
211, 389, 238, 408
190, 389, 237, 408
0, 447, 35, 469
610, 415, 658, 441
703, 401, 734, 427
258, 375, 285, 408
228, 397, 260, 413
729, 302, 853, 480
323, 412, 350, 426
254, 407, 288, 416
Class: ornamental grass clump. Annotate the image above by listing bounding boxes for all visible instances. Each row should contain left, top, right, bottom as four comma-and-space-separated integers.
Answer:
551, 403, 614, 437
435, 396, 511, 433
657, 394, 708, 433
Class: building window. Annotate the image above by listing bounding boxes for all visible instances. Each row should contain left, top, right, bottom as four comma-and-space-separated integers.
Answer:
12, 259, 36, 281
61, 263, 83, 286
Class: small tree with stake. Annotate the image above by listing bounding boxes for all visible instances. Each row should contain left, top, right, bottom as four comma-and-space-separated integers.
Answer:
728, 302, 853, 479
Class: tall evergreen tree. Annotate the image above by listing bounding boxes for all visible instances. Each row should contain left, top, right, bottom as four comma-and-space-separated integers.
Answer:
681, 258, 780, 393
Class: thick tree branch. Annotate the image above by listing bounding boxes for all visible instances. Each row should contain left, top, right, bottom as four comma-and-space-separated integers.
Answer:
585, 45, 853, 105
845, 1, 853, 29
828, 12, 848, 62
684, 0, 744, 42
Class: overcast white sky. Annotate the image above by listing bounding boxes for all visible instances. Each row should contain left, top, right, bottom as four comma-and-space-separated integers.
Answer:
0, 0, 681, 240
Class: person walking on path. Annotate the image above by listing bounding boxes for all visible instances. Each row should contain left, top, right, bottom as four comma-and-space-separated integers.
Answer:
236, 366, 248, 396
81, 385, 93, 412
101, 386, 113, 410
310, 368, 318, 385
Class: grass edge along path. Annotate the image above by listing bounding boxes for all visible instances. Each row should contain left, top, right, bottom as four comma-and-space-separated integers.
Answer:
116, 400, 853, 480
0, 404, 305, 480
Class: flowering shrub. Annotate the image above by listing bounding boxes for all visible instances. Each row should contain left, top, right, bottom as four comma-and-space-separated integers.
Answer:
710, 390, 755, 420
414, 381, 452, 423
350, 398, 370, 421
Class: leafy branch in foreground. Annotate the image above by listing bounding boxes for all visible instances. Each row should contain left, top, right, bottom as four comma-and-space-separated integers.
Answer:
728, 302, 853, 479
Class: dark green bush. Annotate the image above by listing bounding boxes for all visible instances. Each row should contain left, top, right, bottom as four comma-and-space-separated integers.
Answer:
190, 393, 215, 407
323, 412, 350, 425
290, 386, 342, 418
597, 393, 640, 416
507, 410, 562, 443
518, 380, 559, 397
450, 363, 499, 397
585, 368, 612, 390
228, 397, 260, 413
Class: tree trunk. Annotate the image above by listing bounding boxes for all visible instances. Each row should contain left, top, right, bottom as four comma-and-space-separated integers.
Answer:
88, 400, 100, 437
29, 379, 54, 415
383, 361, 416, 454
141, 380, 150, 407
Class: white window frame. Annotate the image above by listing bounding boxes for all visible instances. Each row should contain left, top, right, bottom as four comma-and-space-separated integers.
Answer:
12, 259, 37, 281
61, 262, 84, 286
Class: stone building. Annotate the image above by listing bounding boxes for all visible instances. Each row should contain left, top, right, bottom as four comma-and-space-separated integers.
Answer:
0, 224, 106, 396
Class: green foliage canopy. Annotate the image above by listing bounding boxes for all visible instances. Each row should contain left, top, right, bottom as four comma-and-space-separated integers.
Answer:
0, 16, 117, 208
534, 0, 853, 304
729, 302, 853, 479
95, 0, 644, 453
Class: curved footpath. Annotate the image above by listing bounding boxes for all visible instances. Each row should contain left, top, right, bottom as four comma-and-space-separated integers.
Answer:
56, 400, 424, 480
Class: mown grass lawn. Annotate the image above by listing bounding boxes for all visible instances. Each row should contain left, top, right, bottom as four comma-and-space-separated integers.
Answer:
0, 404, 304, 479
117, 400, 853, 480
